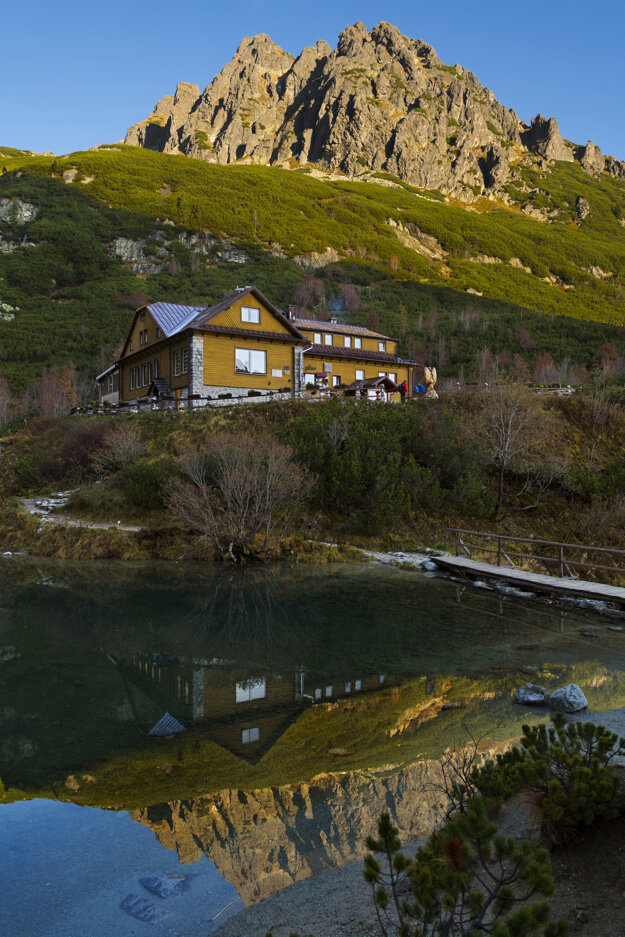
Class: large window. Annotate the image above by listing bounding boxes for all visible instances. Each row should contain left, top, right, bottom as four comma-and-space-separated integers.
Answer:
236, 678, 267, 703
235, 348, 266, 375
241, 306, 260, 323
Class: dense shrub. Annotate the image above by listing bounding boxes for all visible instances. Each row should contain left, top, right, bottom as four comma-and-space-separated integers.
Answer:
122, 456, 178, 509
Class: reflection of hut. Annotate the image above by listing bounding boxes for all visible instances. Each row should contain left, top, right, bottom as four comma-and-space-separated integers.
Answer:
344, 375, 398, 401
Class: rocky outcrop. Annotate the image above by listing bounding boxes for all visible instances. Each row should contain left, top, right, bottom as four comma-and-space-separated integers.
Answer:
521, 114, 573, 162
124, 23, 625, 203
0, 198, 39, 224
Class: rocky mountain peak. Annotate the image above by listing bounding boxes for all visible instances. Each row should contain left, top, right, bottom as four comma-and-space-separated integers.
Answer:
124, 22, 625, 201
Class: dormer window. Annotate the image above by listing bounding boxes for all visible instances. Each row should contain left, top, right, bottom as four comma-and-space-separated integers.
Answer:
241, 306, 260, 323
324, 334, 333, 345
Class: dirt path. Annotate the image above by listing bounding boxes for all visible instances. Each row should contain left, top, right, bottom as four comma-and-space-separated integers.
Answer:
19, 495, 142, 532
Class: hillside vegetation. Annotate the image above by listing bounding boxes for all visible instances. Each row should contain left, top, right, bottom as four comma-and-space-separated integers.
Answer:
0, 145, 624, 393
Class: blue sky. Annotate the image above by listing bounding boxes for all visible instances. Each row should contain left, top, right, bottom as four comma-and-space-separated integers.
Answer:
5, 0, 625, 159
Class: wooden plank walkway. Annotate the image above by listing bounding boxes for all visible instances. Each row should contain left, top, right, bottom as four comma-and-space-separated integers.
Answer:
432, 554, 625, 606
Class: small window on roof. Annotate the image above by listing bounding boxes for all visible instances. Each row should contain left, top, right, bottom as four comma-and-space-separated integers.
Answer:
314, 332, 322, 345
324, 334, 333, 345
344, 336, 351, 347
354, 337, 362, 349
379, 341, 386, 352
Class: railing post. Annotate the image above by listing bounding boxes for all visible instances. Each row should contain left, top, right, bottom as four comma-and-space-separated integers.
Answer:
558, 544, 564, 577
497, 536, 502, 567
455, 530, 460, 557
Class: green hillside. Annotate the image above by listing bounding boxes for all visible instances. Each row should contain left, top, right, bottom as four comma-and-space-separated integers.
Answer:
0, 144, 624, 391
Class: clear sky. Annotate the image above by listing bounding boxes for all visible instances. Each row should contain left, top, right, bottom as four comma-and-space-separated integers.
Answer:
5, 0, 624, 160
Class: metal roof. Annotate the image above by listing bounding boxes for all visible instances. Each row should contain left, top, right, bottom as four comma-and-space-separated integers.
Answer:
146, 302, 206, 337
291, 318, 393, 340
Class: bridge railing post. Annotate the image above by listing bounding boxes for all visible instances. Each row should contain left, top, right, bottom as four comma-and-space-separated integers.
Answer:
558, 544, 564, 577
497, 536, 502, 567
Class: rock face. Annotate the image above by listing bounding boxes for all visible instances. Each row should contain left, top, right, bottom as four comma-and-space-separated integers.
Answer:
549, 683, 588, 713
125, 22, 624, 202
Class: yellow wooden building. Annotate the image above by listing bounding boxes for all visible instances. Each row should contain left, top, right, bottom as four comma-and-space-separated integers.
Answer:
290, 316, 415, 398
97, 287, 416, 405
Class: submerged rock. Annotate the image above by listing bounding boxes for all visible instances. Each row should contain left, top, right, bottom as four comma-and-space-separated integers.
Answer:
549, 683, 588, 713
140, 873, 190, 898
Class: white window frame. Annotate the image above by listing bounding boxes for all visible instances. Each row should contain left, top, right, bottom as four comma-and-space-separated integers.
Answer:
379, 340, 386, 352
332, 375, 341, 387
242, 727, 260, 744
354, 337, 362, 349
182, 348, 188, 374
241, 306, 260, 324
355, 369, 365, 381
173, 350, 181, 376
235, 348, 267, 376
107, 375, 114, 393
325, 685, 333, 698
344, 336, 351, 347
153, 358, 159, 378
324, 334, 333, 346
378, 371, 386, 378
314, 332, 322, 345
235, 678, 267, 703
271, 368, 283, 377
388, 373, 396, 383
355, 679, 362, 691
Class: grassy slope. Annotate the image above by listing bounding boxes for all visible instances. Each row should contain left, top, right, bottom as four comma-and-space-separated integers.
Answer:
0, 145, 624, 390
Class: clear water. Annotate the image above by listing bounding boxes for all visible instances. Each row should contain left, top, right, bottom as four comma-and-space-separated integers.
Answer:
1, 556, 624, 931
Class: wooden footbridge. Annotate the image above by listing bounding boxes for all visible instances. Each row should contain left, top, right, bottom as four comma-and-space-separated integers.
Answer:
432, 528, 625, 608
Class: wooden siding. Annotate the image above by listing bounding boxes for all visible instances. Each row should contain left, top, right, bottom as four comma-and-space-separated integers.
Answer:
120, 337, 191, 400
203, 332, 294, 389
303, 353, 411, 394
210, 294, 293, 335
298, 326, 398, 355
125, 308, 164, 356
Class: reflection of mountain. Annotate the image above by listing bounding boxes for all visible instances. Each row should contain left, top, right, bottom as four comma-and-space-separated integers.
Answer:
131, 759, 453, 904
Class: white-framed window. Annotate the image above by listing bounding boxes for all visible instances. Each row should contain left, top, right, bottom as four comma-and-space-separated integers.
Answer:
153, 358, 159, 378
379, 341, 386, 352
144, 329, 148, 343
314, 688, 322, 700
379, 674, 386, 684
323, 363, 333, 374
354, 337, 362, 349
355, 369, 365, 381
242, 727, 260, 744
241, 306, 260, 324
235, 678, 267, 703
324, 334, 333, 345
174, 350, 181, 376
355, 679, 362, 691
388, 373, 396, 383
314, 332, 322, 344
378, 371, 386, 378
333, 375, 341, 387
272, 368, 283, 377
107, 375, 114, 393
345, 682, 352, 693
182, 348, 188, 374
325, 686, 333, 698
344, 336, 352, 347
235, 348, 266, 375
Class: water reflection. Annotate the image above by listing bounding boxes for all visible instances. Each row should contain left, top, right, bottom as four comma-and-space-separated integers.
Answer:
1, 557, 625, 794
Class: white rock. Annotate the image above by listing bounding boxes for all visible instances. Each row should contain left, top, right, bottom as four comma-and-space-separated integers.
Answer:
550, 684, 588, 713
422, 560, 437, 571
515, 684, 550, 705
